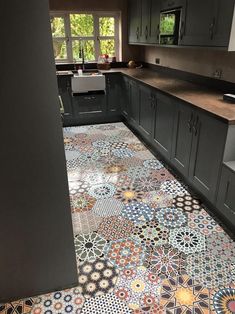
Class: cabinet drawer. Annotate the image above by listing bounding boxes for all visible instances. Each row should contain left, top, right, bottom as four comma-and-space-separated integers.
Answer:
217, 164, 235, 224
73, 94, 106, 116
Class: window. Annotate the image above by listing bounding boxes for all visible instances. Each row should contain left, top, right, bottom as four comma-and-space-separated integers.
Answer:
50, 12, 120, 63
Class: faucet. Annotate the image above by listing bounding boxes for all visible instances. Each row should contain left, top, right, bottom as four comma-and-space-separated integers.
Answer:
79, 40, 85, 71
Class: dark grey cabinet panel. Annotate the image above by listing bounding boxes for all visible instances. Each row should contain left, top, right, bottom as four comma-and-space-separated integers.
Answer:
180, 0, 215, 46
152, 93, 175, 159
148, 0, 161, 44
161, 0, 184, 10
171, 102, 193, 177
140, 0, 151, 43
211, 0, 235, 47
57, 76, 74, 126
129, 79, 140, 126
122, 76, 130, 118
106, 74, 121, 117
189, 112, 227, 202
128, 0, 141, 43
139, 85, 155, 141
217, 163, 235, 224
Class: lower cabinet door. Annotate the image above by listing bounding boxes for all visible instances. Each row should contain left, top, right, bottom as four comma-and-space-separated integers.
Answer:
189, 111, 227, 202
152, 93, 175, 159
217, 164, 235, 225
106, 74, 121, 116
122, 76, 130, 118
129, 80, 140, 128
171, 102, 194, 177
139, 85, 154, 141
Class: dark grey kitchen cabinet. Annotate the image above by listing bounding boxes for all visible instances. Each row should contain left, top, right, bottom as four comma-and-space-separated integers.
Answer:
57, 76, 74, 126
161, 0, 184, 10
72, 93, 106, 125
140, 0, 151, 43
211, 0, 235, 47
128, 0, 141, 43
217, 162, 235, 225
152, 93, 176, 159
147, 0, 161, 44
122, 76, 130, 118
129, 79, 140, 126
139, 84, 155, 141
171, 101, 193, 177
180, 0, 215, 46
105, 73, 121, 118
189, 111, 227, 202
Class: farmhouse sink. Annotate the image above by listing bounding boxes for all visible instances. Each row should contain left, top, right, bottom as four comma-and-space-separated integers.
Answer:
71, 72, 106, 93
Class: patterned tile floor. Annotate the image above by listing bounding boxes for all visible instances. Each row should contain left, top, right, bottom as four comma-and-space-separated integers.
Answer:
1, 122, 235, 314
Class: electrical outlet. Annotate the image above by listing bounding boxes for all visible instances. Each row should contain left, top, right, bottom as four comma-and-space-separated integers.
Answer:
155, 58, 160, 64
213, 69, 223, 79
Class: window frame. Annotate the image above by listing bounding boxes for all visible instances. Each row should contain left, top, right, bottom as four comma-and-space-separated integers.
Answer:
50, 11, 120, 63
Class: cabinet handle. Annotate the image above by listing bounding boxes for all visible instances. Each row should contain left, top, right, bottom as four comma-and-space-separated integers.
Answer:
209, 17, 216, 40
145, 26, 148, 40
187, 113, 194, 133
136, 27, 140, 40
193, 116, 199, 136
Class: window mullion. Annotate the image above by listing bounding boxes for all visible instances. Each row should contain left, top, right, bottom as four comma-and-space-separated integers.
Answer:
94, 14, 100, 61
65, 13, 73, 62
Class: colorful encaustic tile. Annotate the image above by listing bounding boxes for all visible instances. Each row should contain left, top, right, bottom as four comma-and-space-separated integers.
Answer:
97, 216, 135, 241
142, 190, 173, 208
92, 198, 124, 217
8, 122, 235, 314
81, 293, 132, 314
160, 180, 189, 197
77, 259, 119, 299
70, 193, 96, 213
186, 252, 234, 288
0, 299, 34, 314
160, 274, 212, 314
114, 266, 162, 311
121, 202, 154, 224
132, 220, 169, 247
72, 211, 103, 235
169, 227, 206, 254
31, 288, 84, 314
172, 193, 203, 213
211, 286, 235, 314
75, 232, 107, 261
115, 186, 144, 203
133, 177, 161, 193
145, 245, 186, 279
104, 238, 146, 269
206, 231, 235, 264
143, 159, 164, 170
88, 183, 116, 200
155, 207, 187, 229
188, 208, 223, 235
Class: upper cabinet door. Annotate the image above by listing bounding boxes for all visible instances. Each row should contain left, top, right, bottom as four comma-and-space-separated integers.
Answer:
180, 0, 215, 46
148, 0, 161, 44
128, 0, 142, 43
140, 0, 151, 43
211, 0, 235, 47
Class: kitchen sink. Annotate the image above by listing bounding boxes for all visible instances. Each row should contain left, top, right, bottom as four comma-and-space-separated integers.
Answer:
71, 71, 106, 94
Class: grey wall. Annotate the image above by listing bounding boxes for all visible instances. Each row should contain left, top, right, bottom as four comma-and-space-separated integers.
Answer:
143, 46, 235, 83
0, 0, 77, 303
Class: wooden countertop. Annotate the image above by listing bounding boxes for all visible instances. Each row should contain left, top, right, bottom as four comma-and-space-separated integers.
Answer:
101, 68, 235, 124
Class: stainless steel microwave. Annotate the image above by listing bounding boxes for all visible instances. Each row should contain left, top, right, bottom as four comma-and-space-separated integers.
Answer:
159, 9, 181, 45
